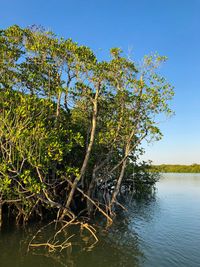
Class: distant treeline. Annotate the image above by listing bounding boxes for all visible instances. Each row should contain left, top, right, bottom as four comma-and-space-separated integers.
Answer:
150, 164, 200, 173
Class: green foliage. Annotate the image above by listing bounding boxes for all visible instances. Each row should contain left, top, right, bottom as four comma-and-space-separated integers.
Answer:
0, 89, 83, 216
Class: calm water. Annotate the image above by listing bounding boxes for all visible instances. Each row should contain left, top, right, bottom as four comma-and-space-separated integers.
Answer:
1, 173, 200, 267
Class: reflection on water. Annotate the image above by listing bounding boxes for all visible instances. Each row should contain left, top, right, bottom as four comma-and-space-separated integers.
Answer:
136, 173, 200, 267
1, 173, 200, 267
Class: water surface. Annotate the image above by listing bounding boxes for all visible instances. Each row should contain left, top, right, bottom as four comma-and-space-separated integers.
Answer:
1, 173, 200, 267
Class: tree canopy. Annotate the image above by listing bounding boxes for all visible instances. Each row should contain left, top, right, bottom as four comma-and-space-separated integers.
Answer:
0, 25, 174, 228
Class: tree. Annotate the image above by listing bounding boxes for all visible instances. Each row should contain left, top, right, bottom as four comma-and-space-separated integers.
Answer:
0, 25, 174, 227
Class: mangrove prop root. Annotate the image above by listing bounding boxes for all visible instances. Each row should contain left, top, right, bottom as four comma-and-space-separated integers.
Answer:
64, 177, 113, 225
28, 219, 99, 253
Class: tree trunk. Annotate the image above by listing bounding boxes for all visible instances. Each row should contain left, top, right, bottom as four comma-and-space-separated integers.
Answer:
110, 157, 128, 208
110, 141, 130, 208
86, 168, 97, 215
56, 90, 62, 117
65, 86, 99, 209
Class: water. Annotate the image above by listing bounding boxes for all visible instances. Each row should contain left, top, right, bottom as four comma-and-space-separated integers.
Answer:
1, 173, 200, 267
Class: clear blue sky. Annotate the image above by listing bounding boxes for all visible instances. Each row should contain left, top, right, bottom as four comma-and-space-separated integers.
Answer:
1, 0, 200, 164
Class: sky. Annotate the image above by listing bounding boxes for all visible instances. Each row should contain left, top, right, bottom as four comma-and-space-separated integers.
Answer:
1, 0, 200, 164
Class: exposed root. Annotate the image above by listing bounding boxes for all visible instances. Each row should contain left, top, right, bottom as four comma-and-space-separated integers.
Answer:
29, 235, 73, 252
65, 177, 113, 225
28, 219, 99, 254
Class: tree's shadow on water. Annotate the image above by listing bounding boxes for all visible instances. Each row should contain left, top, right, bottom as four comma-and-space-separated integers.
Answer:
0, 195, 158, 267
